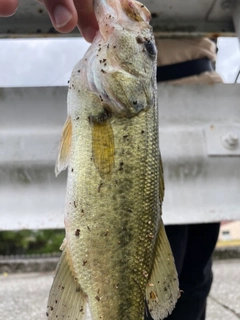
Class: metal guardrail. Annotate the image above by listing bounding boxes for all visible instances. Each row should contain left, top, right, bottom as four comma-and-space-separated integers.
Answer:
0, 0, 238, 38
0, 84, 240, 230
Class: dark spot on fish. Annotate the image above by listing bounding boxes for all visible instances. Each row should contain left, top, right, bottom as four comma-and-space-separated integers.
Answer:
133, 101, 137, 105
87, 226, 91, 231
83, 260, 87, 266
74, 201, 77, 208
67, 80, 70, 83
71, 168, 74, 172
136, 35, 144, 44
102, 59, 106, 63
81, 209, 84, 214
123, 134, 129, 139
61, 286, 65, 290
104, 63, 107, 66
95, 295, 100, 302
89, 108, 111, 124
98, 47, 101, 52
113, 45, 116, 48
76, 117, 79, 120
77, 69, 80, 73
104, 230, 109, 236
119, 162, 124, 171
150, 291, 157, 299
107, 44, 110, 49
75, 229, 80, 237
98, 182, 103, 193
46, 312, 49, 317
101, 69, 106, 73
50, 306, 53, 311
55, 300, 58, 304
127, 208, 133, 213
141, 130, 145, 134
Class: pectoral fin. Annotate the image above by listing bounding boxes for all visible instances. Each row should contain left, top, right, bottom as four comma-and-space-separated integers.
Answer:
47, 247, 87, 320
146, 219, 179, 320
91, 120, 115, 177
55, 117, 72, 176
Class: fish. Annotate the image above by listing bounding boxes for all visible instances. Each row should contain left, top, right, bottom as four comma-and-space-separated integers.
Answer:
46, 0, 179, 319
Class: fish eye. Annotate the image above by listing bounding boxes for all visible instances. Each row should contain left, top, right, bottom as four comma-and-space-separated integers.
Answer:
144, 40, 156, 57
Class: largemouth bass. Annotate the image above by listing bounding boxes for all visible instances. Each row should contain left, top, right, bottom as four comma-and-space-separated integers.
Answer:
47, 0, 179, 319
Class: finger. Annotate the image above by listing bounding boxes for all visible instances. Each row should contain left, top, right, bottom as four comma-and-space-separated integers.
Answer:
43, 0, 78, 33
0, 0, 18, 17
74, 0, 98, 42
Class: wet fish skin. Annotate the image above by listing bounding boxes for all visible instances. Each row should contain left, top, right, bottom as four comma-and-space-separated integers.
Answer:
47, 0, 179, 319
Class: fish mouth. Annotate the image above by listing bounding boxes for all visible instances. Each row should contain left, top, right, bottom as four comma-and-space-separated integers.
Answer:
94, 0, 152, 35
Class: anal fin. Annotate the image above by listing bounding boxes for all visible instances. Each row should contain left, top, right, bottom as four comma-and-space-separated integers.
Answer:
46, 247, 87, 320
146, 219, 179, 320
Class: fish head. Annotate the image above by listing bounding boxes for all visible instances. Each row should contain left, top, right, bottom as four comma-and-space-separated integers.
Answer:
75, 0, 157, 118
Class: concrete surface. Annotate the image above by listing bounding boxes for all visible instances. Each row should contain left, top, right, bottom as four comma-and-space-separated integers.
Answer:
0, 259, 239, 320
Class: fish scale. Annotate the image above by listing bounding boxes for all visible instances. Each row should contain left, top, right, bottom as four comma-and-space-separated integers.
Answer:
47, 0, 179, 319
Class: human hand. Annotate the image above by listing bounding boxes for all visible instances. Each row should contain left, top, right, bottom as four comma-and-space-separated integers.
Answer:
0, 0, 99, 42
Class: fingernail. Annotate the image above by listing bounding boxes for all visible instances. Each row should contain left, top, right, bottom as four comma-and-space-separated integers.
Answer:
53, 5, 72, 28
82, 26, 97, 43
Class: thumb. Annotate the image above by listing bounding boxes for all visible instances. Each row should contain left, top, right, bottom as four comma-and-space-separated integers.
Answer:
0, 0, 18, 17
42, 0, 78, 33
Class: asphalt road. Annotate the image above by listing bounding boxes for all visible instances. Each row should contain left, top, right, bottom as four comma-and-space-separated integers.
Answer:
0, 259, 239, 320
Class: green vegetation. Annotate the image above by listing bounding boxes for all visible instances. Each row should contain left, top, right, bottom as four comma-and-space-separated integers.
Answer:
0, 229, 65, 255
